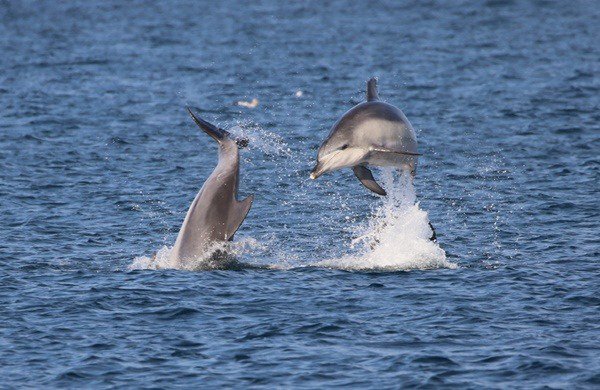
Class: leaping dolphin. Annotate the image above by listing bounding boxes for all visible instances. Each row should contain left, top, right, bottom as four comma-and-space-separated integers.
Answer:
310, 77, 420, 196
169, 108, 254, 266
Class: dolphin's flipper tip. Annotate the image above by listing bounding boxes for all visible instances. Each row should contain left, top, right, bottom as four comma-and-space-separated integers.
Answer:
352, 165, 387, 196
367, 77, 379, 101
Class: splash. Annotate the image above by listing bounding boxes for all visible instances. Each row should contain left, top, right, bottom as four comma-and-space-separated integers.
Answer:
228, 122, 291, 157
129, 238, 268, 271
317, 168, 456, 271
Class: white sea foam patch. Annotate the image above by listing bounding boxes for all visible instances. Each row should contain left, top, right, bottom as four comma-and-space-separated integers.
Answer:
129, 238, 267, 271
317, 168, 456, 271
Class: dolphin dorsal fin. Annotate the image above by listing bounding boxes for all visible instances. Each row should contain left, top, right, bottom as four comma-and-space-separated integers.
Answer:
226, 195, 254, 240
366, 77, 379, 101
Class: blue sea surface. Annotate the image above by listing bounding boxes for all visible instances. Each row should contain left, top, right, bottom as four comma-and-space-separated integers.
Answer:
1, 0, 599, 387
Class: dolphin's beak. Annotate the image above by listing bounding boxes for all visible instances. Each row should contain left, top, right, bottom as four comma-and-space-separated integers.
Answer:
310, 148, 365, 180
310, 162, 324, 180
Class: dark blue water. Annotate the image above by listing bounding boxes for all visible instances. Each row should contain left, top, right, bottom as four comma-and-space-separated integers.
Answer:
1, 0, 599, 387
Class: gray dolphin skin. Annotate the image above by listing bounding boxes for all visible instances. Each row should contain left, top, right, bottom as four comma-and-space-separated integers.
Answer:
310, 77, 420, 196
169, 108, 254, 265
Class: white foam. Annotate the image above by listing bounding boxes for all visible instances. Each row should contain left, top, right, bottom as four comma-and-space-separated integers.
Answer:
317, 168, 456, 271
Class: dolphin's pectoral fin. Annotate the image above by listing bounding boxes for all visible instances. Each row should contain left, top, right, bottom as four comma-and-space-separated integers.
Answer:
352, 166, 387, 196
226, 195, 254, 240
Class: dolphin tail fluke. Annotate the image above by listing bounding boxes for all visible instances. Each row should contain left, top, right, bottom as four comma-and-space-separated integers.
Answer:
366, 77, 379, 101
353, 165, 386, 196
226, 194, 254, 240
186, 107, 229, 142
187, 107, 251, 148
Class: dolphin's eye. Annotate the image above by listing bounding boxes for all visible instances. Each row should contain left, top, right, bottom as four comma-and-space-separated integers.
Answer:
340, 144, 348, 150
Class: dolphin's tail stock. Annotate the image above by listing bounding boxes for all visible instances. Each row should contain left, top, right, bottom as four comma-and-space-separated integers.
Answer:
186, 107, 249, 148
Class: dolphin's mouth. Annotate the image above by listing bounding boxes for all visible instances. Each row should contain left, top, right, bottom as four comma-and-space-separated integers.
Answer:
310, 153, 336, 179
309, 149, 348, 179
309, 164, 322, 180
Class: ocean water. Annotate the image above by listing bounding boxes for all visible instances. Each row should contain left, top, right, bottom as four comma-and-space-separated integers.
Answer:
1, 0, 599, 387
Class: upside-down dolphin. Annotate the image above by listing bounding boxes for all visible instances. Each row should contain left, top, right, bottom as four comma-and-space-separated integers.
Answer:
310, 77, 420, 196
169, 108, 254, 265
